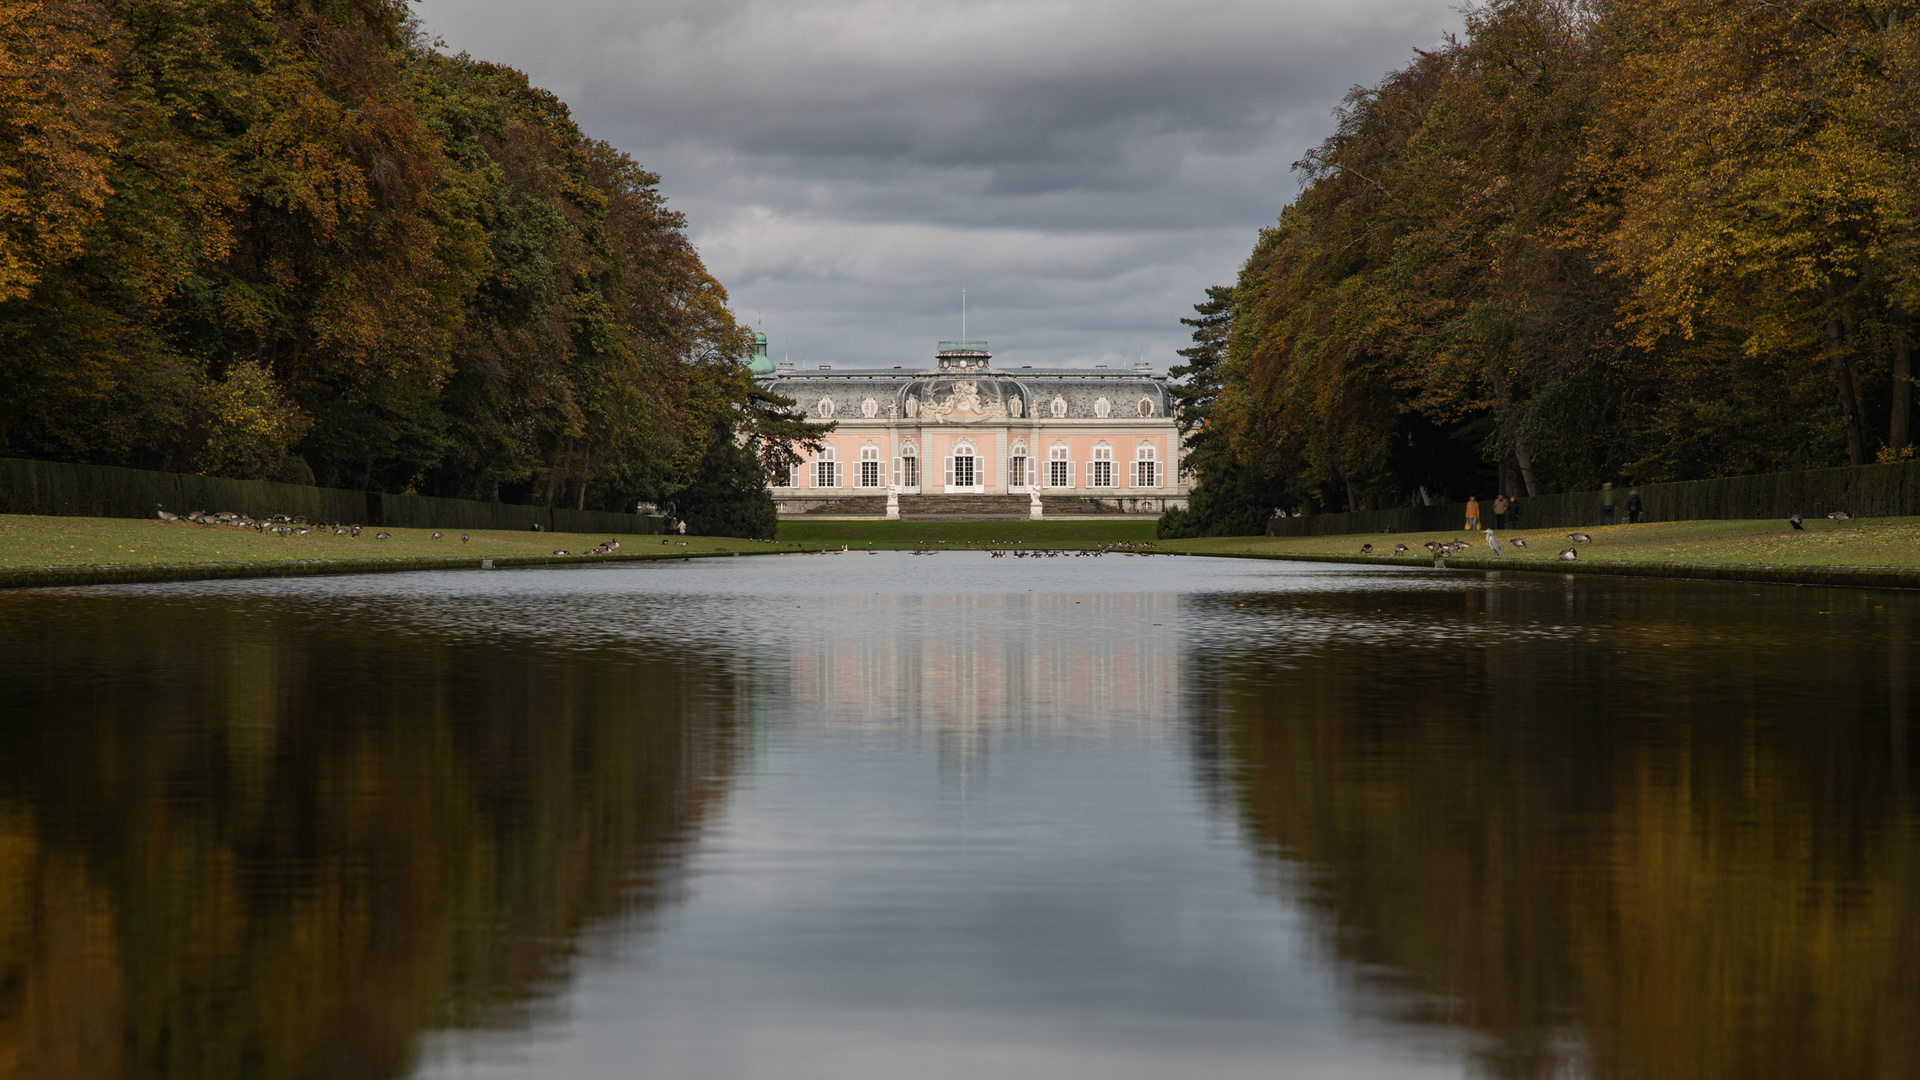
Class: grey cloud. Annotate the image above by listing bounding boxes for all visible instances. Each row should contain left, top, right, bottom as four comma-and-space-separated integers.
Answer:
418, 0, 1461, 369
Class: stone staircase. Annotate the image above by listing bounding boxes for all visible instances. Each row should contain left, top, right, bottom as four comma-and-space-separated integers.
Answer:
799, 495, 887, 515
1039, 495, 1125, 515
898, 494, 1033, 519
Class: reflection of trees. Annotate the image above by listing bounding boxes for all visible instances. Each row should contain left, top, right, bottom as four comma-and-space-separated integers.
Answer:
1190, 586, 1920, 1080
0, 595, 745, 1080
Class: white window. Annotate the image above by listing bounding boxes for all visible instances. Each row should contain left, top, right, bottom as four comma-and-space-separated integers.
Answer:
1133, 444, 1158, 487
1093, 396, 1111, 418
859, 444, 882, 487
1089, 444, 1113, 487
1051, 396, 1067, 418
898, 441, 919, 488
817, 397, 835, 418
788, 462, 802, 488
814, 446, 839, 488
949, 444, 976, 488
1047, 444, 1070, 488
862, 397, 878, 417
1138, 397, 1154, 418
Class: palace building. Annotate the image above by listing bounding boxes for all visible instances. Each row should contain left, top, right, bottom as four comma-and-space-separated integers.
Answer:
754, 338, 1189, 518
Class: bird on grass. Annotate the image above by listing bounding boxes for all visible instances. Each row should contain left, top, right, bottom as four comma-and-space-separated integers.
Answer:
334, 527, 349, 536
1568, 532, 1592, 543
1423, 541, 1441, 552
1484, 530, 1502, 556
1394, 543, 1410, 554
350, 525, 362, 538
1511, 537, 1528, 548
461, 533, 471, 543
1827, 511, 1851, 521
156, 507, 180, 522
1361, 543, 1373, 554
1789, 514, 1804, 530
1559, 547, 1578, 561
375, 531, 390, 540
553, 549, 571, 556
432, 531, 444, 539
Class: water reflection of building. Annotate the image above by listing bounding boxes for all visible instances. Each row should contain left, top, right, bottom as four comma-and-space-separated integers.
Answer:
783, 591, 1181, 781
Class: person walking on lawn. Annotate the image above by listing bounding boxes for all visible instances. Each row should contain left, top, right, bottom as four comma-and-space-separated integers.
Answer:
1626, 488, 1643, 524
1493, 493, 1509, 529
1601, 482, 1616, 526
1465, 495, 1482, 531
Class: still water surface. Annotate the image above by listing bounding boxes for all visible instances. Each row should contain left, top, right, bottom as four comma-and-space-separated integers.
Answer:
0, 554, 1915, 1079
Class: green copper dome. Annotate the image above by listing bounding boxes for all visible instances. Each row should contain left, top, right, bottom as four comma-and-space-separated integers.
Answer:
747, 331, 772, 375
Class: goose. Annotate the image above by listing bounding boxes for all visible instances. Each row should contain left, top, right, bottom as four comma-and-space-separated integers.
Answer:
1568, 532, 1592, 543
461, 533, 471, 543
1789, 514, 1804, 530
1827, 511, 1851, 521
1559, 547, 1578, 561
350, 525, 362, 537
1394, 543, 1409, 553
1361, 543, 1373, 554
1511, 537, 1528, 548
606, 540, 619, 550
1424, 541, 1441, 552
432, 531, 444, 539
553, 549, 571, 556
294, 527, 312, 537
334, 527, 349, 536
375, 531, 391, 540
156, 508, 180, 521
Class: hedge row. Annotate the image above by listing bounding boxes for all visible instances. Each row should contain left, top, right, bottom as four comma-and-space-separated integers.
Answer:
0, 458, 663, 535
1268, 458, 1920, 537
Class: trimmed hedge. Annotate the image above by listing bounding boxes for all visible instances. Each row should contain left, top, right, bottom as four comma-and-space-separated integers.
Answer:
1268, 458, 1920, 537
372, 493, 552, 532
1, 458, 662, 536
0, 457, 368, 523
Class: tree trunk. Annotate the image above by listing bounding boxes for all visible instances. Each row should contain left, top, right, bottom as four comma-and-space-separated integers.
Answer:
1893, 301, 1912, 454
544, 440, 567, 507
1513, 438, 1538, 497
1343, 477, 1357, 513
577, 441, 592, 511
1825, 280, 1867, 466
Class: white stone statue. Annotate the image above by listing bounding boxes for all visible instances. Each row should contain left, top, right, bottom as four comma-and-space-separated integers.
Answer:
886, 484, 900, 520
1029, 487, 1043, 520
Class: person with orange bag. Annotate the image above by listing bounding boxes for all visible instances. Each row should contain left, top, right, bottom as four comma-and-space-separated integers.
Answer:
1464, 495, 1481, 531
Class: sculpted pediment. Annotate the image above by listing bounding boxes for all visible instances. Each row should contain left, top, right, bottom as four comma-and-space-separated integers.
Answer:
923, 379, 1007, 424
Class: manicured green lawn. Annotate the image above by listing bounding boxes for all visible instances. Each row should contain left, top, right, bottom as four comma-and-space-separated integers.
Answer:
1158, 516, 1920, 567
775, 519, 1160, 548
0, 514, 773, 569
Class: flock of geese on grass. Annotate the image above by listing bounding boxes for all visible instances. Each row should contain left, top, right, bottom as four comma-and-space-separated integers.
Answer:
1359, 531, 1593, 564
1357, 509, 1856, 565
158, 505, 647, 558
800, 541, 1169, 557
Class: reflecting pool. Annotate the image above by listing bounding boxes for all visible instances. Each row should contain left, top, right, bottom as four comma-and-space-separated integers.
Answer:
0, 554, 1914, 1079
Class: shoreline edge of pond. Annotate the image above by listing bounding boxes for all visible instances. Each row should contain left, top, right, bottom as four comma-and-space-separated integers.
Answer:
5, 544, 1920, 591
1184, 550, 1920, 590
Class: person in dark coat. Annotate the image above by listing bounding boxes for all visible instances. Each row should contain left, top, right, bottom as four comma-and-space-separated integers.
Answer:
1626, 488, 1643, 524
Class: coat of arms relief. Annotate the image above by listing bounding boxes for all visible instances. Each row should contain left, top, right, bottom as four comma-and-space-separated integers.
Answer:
922, 380, 1007, 424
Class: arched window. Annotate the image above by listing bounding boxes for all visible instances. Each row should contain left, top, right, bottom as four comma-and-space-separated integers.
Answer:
1137, 396, 1154, 418
896, 439, 919, 489
861, 397, 878, 418
1050, 396, 1067, 418
946, 439, 979, 490
859, 443, 882, 487
817, 397, 835, 418
1047, 442, 1071, 488
1093, 397, 1111, 418
1132, 443, 1159, 488
1089, 443, 1114, 487
814, 445, 838, 488
1008, 438, 1030, 490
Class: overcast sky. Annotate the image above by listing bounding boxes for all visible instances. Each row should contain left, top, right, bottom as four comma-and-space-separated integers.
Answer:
415, 0, 1463, 370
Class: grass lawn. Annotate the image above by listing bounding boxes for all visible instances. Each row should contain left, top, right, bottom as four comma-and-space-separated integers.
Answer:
1158, 516, 1920, 568
776, 519, 1159, 548
0, 514, 777, 570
